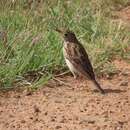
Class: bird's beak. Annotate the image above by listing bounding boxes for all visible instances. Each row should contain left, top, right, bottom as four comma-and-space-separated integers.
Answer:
55, 28, 62, 33
55, 28, 64, 35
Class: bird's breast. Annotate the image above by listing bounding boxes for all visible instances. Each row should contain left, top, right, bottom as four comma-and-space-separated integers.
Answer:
63, 43, 68, 57
63, 45, 78, 74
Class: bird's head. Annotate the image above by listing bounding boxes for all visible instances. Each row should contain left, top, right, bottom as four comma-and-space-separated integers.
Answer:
55, 28, 78, 43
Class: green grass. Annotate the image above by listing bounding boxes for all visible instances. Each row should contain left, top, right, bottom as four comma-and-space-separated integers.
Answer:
0, 0, 130, 89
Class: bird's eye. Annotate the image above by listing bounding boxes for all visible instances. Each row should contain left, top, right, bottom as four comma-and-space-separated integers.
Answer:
65, 33, 68, 36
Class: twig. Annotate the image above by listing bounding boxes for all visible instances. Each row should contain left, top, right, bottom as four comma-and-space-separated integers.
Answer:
54, 70, 70, 77
52, 77, 71, 87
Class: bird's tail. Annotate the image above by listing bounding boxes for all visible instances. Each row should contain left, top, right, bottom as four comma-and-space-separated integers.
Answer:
92, 80, 105, 94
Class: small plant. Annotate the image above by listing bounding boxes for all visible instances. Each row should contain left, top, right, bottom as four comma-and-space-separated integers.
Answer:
0, 0, 129, 89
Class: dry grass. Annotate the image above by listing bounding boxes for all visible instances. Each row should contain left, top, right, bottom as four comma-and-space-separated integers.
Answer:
0, 0, 129, 89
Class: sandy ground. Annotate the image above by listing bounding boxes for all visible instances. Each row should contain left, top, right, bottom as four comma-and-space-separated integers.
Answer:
0, 60, 130, 130
0, 6, 130, 130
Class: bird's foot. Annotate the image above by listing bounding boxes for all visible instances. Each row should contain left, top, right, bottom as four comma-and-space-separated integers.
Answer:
72, 80, 86, 91
73, 74, 78, 80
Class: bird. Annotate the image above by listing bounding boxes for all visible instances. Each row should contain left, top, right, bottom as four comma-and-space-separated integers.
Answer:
56, 29, 105, 94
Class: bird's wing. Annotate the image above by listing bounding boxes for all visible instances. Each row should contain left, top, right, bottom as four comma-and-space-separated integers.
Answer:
65, 42, 95, 79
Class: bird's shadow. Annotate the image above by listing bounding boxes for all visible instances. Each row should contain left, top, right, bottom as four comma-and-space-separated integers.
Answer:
94, 89, 126, 94
104, 89, 126, 94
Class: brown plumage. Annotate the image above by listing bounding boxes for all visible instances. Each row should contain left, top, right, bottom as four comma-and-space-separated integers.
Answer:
56, 29, 105, 94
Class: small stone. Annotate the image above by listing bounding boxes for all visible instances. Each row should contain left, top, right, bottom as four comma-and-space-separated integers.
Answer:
34, 118, 39, 122
30, 117, 33, 120
14, 95, 21, 98
60, 119, 65, 123
80, 119, 95, 124
120, 81, 128, 86
44, 112, 48, 115
55, 100, 62, 103
121, 69, 130, 76
26, 92, 32, 96
51, 118, 55, 122
55, 126, 62, 129
88, 120, 95, 124
116, 126, 121, 130
34, 105, 41, 113
118, 121, 127, 126
21, 120, 26, 123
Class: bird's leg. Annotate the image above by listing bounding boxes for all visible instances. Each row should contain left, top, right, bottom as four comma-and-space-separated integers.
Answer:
71, 72, 85, 90
72, 72, 78, 79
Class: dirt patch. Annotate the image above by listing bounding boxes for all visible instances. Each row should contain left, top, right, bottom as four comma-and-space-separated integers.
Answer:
115, 6, 130, 23
0, 60, 130, 130
119, 6, 130, 21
